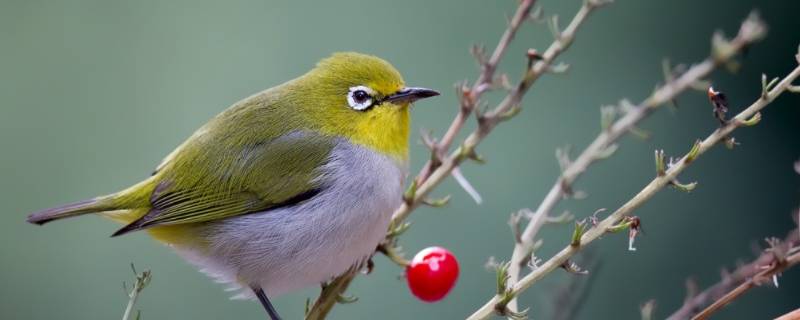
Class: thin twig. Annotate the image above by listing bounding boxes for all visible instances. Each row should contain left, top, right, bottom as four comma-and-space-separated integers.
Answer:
692, 250, 800, 320
415, 0, 537, 184
122, 264, 151, 320
666, 228, 800, 320
304, 271, 356, 320
467, 58, 800, 320
304, 1, 602, 318
776, 308, 800, 320
504, 11, 767, 312
551, 250, 600, 320
392, 0, 608, 228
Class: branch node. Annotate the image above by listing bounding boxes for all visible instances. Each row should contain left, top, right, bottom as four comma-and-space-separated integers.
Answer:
560, 259, 589, 275
761, 73, 780, 99
724, 136, 739, 150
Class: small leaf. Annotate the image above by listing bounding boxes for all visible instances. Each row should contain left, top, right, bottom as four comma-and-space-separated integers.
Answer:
738, 112, 761, 127
422, 195, 451, 207
402, 180, 418, 204
640, 300, 657, 320
570, 219, 588, 247
629, 126, 651, 140
495, 261, 510, 295
654, 150, 666, 176
548, 15, 561, 40
685, 140, 702, 163
336, 293, 358, 304
761, 74, 780, 99
452, 167, 483, 204
670, 180, 698, 192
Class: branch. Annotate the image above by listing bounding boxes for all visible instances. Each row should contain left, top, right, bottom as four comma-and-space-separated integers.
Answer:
467, 55, 800, 320
122, 264, 151, 320
776, 308, 800, 320
504, 11, 766, 313
393, 0, 609, 225
692, 250, 800, 320
414, 0, 537, 184
667, 227, 800, 320
550, 250, 600, 320
305, 0, 605, 318
304, 271, 356, 320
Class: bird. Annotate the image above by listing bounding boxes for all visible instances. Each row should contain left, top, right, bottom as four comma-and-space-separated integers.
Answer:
26, 52, 439, 320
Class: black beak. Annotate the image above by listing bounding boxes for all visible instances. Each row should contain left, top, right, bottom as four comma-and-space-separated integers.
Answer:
383, 87, 440, 104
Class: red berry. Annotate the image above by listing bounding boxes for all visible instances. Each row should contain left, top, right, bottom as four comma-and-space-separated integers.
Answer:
405, 246, 459, 302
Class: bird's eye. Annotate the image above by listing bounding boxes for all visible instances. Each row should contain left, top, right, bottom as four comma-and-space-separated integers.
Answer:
353, 90, 369, 103
347, 85, 376, 111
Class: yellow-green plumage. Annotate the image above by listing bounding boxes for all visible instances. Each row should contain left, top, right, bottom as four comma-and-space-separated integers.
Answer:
27, 52, 438, 306
31, 52, 410, 233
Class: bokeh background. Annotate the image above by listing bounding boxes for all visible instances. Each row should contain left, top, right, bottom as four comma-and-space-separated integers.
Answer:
1, 0, 799, 319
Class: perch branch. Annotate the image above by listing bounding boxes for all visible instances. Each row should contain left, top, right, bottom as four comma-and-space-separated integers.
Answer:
415, 0, 537, 184
304, 271, 356, 320
467, 56, 800, 320
666, 227, 800, 320
304, 0, 605, 318
504, 11, 766, 312
393, 0, 609, 227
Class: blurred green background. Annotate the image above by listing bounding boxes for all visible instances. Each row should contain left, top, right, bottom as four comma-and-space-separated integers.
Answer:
1, 0, 799, 319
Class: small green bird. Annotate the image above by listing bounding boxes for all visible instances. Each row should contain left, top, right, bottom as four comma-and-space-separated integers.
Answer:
27, 52, 438, 320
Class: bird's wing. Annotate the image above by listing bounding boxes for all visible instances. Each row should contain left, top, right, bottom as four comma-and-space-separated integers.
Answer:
112, 130, 334, 236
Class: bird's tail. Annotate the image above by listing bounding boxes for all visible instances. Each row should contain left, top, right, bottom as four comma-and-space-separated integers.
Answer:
26, 196, 120, 225
26, 179, 155, 225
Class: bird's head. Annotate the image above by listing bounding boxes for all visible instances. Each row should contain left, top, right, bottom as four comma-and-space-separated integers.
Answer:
291, 52, 439, 161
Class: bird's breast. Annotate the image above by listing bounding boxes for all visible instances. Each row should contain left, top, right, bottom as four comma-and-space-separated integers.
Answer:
176, 137, 407, 298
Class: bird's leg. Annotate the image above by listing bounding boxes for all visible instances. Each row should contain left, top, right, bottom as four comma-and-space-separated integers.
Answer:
252, 286, 282, 320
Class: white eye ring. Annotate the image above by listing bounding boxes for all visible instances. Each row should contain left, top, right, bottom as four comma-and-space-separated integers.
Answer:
347, 85, 376, 111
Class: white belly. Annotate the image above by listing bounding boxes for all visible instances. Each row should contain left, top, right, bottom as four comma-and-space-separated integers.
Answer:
172, 139, 406, 298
